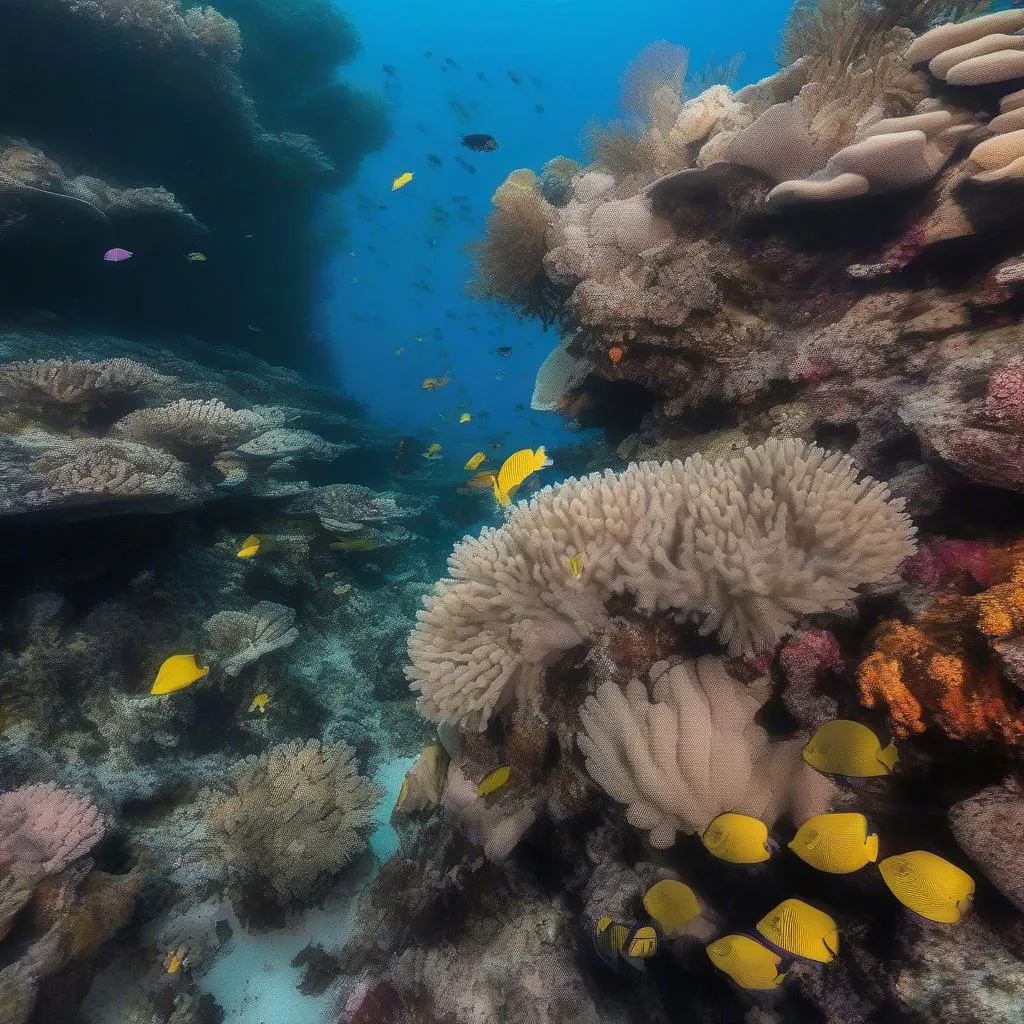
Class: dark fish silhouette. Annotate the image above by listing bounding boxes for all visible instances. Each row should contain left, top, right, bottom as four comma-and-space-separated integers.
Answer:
454, 156, 478, 174
535, 104, 545, 114
444, 57, 460, 69
383, 64, 398, 77
462, 133, 498, 152
496, 346, 513, 357
477, 71, 487, 81
427, 154, 442, 168
507, 69, 521, 85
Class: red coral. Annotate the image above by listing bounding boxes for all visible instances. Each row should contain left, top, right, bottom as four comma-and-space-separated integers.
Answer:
984, 359, 1024, 432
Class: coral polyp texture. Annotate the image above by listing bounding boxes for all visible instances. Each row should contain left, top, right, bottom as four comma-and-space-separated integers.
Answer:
407, 437, 914, 730
858, 539, 1024, 743
206, 739, 382, 921
0, 783, 104, 875
577, 657, 836, 845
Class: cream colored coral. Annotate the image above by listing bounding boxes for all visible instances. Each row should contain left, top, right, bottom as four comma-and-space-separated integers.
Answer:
204, 600, 298, 676
113, 399, 277, 457
905, 10, 1024, 65
207, 739, 382, 909
406, 438, 915, 730
577, 657, 836, 846
0, 358, 175, 411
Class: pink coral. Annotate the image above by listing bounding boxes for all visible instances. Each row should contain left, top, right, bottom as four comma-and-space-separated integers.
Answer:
984, 359, 1024, 431
0, 783, 104, 875
903, 538, 996, 590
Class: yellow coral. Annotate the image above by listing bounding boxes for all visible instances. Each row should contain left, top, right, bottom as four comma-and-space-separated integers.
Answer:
976, 569, 1024, 638
858, 649, 925, 736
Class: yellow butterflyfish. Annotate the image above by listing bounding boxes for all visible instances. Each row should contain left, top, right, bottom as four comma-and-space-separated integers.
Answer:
706, 934, 785, 990
466, 470, 496, 489
476, 764, 511, 797
755, 899, 839, 964
423, 442, 443, 460
249, 692, 270, 714
392, 171, 414, 190
186, 251, 207, 262
788, 813, 878, 874
151, 654, 209, 695
701, 812, 772, 864
803, 719, 898, 778
332, 583, 353, 598
459, 412, 472, 424
594, 918, 658, 965
878, 850, 974, 924
568, 553, 583, 579
464, 451, 486, 471
642, 879, 702, 938
166, 951, 182, 974
236, 534, 261, 559
393, 743, 449, 819
493, 446, 553, 506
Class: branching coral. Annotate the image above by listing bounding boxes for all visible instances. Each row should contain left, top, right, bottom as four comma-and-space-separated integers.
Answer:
407, 438, 914, 730
0, 784, 104, 875
204, 600, 299, 676
207, 739, 382, 917
858, 545, 1024, 743
285, 482, 418, 533
578, 657, 836, 846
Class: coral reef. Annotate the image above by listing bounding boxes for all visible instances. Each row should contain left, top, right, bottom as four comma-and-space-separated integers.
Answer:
206, 739, 382, 924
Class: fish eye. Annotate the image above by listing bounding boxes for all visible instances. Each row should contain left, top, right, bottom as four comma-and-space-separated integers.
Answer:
706, 828, 721, 843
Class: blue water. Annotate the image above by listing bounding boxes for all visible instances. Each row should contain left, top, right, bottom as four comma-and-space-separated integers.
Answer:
322, 0, 792, 460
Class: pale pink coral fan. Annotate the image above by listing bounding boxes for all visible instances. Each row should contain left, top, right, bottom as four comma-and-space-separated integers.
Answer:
984, 359, 1024, 432
0, 783, 104, 874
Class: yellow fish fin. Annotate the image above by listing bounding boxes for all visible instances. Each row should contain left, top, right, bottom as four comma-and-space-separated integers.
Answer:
568, 553, 583, 579
167, 952, 181, 974
492, 477, 511, 507
395, 775, 410, 812
476, 764, 511, 797
865, 832, 879, 863
877, 743, 899, 770
626, 925, 658, 958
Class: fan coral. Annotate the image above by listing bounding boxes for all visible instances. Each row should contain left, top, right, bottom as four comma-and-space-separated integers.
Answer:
207, 739, 382, 919
467, 170, 560, 322
407, 438, 914, 730
577, 657, 836, 846
204, 600, 299, 676
858, 547, 1024, 743
113, 399, 283, 459
0, 783, 104, 875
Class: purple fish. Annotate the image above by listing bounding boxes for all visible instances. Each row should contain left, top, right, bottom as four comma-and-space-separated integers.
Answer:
103, 247, 133, 262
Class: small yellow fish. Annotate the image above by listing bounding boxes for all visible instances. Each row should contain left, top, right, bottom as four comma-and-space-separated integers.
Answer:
466, 470, 496, 489
236, 534, 261, 559
789, 813, 879, 874
595, 918, 659, 961
803, 719, 898, 778
701, 812, 772, 864
476, 764, 511, 797
878, 850, 974, 924
332, 583, 352, 598
166, 951, 182, 974
642, 879, 702, 937
755, 899, 839, 964
423, 442, 443, 460
392, 171, 414, 190
393, 743, 450, 818
706, 934, 785, 990
464, 451, 486, 471
493, 446, 553, 507
186, 251, 207, 262
330, 536, 379, 552
459, 412, 472, 424
249, 692, 270, 714
151, 654, 209, 695
568, 553, 584, 579
421, 376, 449, 391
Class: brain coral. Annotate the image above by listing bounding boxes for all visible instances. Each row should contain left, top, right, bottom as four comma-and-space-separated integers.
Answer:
406, 438, 915, 730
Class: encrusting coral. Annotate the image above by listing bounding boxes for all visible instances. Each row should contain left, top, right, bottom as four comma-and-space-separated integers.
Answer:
858, 539, 1024, 743
407, 437, 914, 731
206, 739, 382, 922
577, 657, 836, 846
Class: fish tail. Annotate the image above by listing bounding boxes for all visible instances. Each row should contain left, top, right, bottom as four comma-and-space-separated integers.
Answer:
878, 744, 899, 770
865, 833, 879, 862
493, 479, 510, 507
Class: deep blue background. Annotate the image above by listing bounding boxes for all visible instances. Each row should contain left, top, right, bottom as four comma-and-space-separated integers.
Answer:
320, 0, 793, 474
